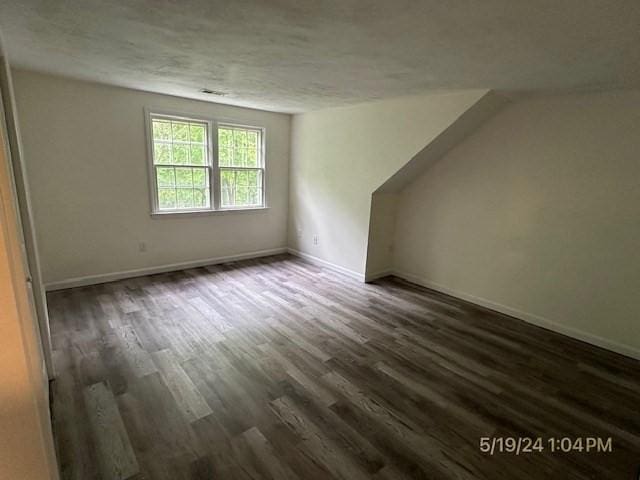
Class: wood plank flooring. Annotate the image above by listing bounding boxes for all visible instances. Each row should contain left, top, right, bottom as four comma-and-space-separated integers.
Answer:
47, 254, 640, 479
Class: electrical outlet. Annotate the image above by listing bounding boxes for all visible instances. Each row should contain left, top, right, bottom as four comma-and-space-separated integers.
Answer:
297, 228, 303, 238
313, 234, 319, 246
139, 241, 147, 253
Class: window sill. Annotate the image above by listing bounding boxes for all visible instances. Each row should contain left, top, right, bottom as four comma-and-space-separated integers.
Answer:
151, 207, 269, 219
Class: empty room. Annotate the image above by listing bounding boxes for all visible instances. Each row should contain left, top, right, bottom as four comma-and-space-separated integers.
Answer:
1, 1, 639, 479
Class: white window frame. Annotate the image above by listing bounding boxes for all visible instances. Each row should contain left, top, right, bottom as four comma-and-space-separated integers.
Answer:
144, 108, 267, 216
217, 122, 266, 210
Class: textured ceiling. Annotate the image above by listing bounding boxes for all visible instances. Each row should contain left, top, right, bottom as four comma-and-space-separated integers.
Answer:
0, 0, 639, 113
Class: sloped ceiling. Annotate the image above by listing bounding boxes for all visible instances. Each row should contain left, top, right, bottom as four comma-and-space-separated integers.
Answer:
0, 0, 639, 113
376, 91, 511, 193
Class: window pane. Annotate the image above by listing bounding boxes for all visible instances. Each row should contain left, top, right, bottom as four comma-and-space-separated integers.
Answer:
246, 145, 258, 167
153, 120, 172, 140
158, 188, 177, 209
220, 169, 262, 208
220, 169, 235, 190
154, 143, 172, 164
194, 188, 209, 207
248, 187, 259, 205
172, 145, 189, 164
221, 187, 232, 206
190, 145, 205, 165
235, 148, 247, 167
234, 129, 247, 150
247, 131, 258, 167
234, 186, 246, 205
175, 167, 193, 187
172, 122, 189, 142
192, 168, 207, 187
219, 146, 231, 167
236, 170, 248, 186
230, 147, 239, 167
176, 188, 194, 208
220, 169, 235, 208
156, 167, 175, 187
190, 124, 205, 143
233, 129, 247, 167
218, 126, 260, 168
151, 115, 212, 211
247, 131, 258, 149
219, 128, 232, 147
247, 169, 258, 187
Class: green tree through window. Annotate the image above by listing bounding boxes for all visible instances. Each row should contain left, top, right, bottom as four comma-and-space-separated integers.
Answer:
149, 113, 265, 212
152, 117, 210, 210
218, 126, 263, 208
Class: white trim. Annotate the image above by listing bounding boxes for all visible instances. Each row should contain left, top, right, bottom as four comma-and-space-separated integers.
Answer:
364, 269, 393, 282
150, 206, 269, 219
211, 117, 220, 209
145, 109, 215, 214
286, 248, 365, 282
44, 247, 287, 291
392, 270, 640, 361
217, 123, 267, 209
144, 108, 268, 215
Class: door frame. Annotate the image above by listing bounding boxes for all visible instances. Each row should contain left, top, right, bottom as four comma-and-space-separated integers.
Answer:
0, 37, 54, 378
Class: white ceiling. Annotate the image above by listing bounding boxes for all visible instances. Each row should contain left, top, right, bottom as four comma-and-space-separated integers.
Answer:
0, 0, 639, 113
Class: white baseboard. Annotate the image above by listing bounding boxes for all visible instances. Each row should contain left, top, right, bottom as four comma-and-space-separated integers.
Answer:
45, 247, 639, 361
392, 270, 640, 361
286, 248, 365, 281
364, 269, 393, 282
44, 247, 288, 291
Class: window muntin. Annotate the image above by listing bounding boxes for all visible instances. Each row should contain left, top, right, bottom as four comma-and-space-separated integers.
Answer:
218, 125, 264, 208
151, 116, 211, 211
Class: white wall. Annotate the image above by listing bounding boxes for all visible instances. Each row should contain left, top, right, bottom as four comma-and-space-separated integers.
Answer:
12, 70, 291, 286
393, 90, 640, 358
288, 90, 487, 276
365, 192, 398, 278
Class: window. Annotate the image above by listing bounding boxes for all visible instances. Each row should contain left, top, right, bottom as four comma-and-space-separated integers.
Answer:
218, 125, 264, 208
147, 111, 265, 214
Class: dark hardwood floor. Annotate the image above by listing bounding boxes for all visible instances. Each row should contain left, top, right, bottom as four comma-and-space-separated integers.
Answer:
47, 254, 640, 479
